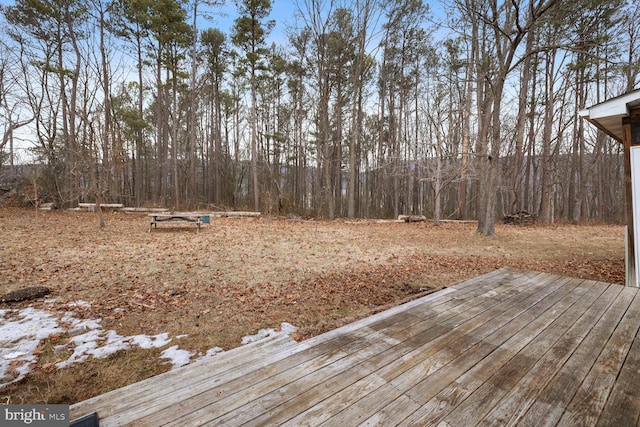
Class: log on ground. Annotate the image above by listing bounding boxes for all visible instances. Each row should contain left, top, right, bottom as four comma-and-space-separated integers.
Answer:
398, 215, 427, 223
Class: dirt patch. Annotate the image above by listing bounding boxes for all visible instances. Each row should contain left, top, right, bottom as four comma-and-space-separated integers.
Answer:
0, 208, 625, 404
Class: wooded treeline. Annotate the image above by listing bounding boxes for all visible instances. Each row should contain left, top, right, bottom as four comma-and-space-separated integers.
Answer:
0, 0, 638, 233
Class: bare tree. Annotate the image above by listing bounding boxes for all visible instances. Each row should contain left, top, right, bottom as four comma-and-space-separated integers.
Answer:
0, 40, 34, 172
297, 0, 336, 218
456, 0, 560, 235
232, 0, 273, 213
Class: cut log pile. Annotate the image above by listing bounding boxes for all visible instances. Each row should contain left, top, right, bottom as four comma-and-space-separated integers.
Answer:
503, 211, 536, 225
398, 215, 427, 223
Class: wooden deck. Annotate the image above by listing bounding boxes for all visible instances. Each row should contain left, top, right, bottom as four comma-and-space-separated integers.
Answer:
70, 268, 640, 426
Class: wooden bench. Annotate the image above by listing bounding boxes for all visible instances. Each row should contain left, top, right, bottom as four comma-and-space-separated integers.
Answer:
148, 213, 208, 233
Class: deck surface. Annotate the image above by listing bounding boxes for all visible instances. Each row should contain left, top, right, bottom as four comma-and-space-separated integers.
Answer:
70, 268, 640, 426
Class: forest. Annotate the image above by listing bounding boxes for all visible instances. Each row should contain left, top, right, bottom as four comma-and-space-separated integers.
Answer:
0, 0, 638, 234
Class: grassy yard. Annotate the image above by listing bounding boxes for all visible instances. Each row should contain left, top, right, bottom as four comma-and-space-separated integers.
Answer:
0, 207, 625, 404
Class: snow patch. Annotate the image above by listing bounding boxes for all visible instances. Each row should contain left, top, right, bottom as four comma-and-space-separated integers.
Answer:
0, 307, 65, 384
132, 333, 171, 349
0, 304, 174, 386
55, 331, 171, 369
194, 346, 224, 363
0, 303, 299, 385
241, 322, 298, 345
160, 346, 194, 369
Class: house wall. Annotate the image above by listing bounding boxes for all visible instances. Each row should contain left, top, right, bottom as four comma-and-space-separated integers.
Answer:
624, 108, 640, 286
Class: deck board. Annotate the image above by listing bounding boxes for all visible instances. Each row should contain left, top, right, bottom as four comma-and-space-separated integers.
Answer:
514, 285, 634, 427
557, 288, 640, 426
324, 275, 568, 425
70, 268, 640, 426
477, 283, 620, 426
596, 296, 640, 427
287, 273, 560, 426
437, 278, 612, 427
393, 276, 589, 426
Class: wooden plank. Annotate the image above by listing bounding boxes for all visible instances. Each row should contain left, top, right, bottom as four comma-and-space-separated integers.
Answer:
397, 276, 600, 426
446, 267, 527, 291
409, 270, 551, 319
357, 394, 423, 427
512, 285, 635, 426
558, 288, 640, 426
285, 272, 564, 426
432, 280, 606, 425
233, 271, 530, 426
291, 287, 455, 350
241, 332, 431, 426
127, 310, 441, 427
476, 283, 624, 426
238, 270, 543, 426
381, 272, 556, 378
162, 274, 512, 424
100, 331, 366, 426
121, 207, 169, 213
382, 273, 562, 383
597, 292, 640, 426
211, 211, 261, 217
329, 274, 584, 426
197, 331, 401, 426
191, 270, 536, 422
78, 203, 124, 208
71, 334, 295, 416
394, 270, 530, 325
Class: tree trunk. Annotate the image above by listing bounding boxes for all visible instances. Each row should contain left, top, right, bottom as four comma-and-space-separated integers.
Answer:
135, 31, 144, 207
539, 52, 555, 224
187, 0, 199, 209
512, 29, 535, 213
458, 30, 475, 220
172, 64, 180, 209
251, 62, 259, 212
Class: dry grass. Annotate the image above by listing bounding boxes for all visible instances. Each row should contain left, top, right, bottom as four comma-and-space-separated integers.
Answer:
0, 207, 625, 404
